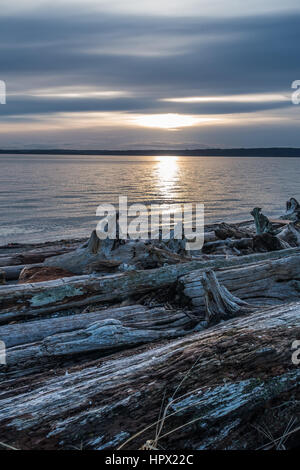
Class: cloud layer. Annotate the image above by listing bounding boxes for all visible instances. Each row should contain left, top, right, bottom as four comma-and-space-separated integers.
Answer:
0, 1, 299, 148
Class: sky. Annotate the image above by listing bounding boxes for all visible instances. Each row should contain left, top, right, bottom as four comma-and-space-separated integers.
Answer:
0, 0, 300, 149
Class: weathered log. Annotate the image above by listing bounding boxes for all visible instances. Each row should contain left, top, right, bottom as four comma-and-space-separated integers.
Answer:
281, 197, 300, 222
18, 266, 75, 284
251, 207, 276, 235
252, 232, 289, 252
3, 312, 195, 374
202, 237, 253, 254
84, 259, 122, 274
0, 301, 299, 450
277, 223, 300, 247
203, 231, 218, 242
214, 222, 253, 240
0, 264, 28, 281
179, 252, 300, 307
44, 229, 191, 275
2, 247, 300, 323
0, 247, 76, 267
0, 305, 190, 349
201, 270, 257, 325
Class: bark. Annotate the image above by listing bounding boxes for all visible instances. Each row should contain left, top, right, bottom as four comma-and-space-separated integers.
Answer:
18, 266, 75, 284
1, 247, 300, 323
0, 301, 299, 450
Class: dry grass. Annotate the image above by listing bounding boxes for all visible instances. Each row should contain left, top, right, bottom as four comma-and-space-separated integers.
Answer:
118, 355, 203, 450
0, 441, 19, 450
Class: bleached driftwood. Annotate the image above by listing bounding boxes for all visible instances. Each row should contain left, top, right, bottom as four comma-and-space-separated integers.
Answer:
1, 304, 196, 379
0, 301, 299, 450
2, 247, 300, 323
0, 305, 191, 349
3, 312, 194, 375
179, 252, 300, 308
281, 197, 300, 222
201, 270, 258, 325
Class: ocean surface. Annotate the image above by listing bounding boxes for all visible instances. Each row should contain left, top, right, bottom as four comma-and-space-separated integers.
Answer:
0, 154, 299, 245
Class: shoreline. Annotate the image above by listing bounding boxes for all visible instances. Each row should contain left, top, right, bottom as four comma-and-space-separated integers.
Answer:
1, 148, 300, 157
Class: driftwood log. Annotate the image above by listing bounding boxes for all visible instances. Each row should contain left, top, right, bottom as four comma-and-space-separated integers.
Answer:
214, 222, 253, 240
179, 251, 300, 308
1, 247, 300, 324
0, 247, 76, 267
1, 305, 195, 377
282, 197, 300, 222
201, 270, 258, 325
0, 301, 299, 450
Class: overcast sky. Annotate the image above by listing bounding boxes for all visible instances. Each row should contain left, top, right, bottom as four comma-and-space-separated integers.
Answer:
0, 0, 299, 149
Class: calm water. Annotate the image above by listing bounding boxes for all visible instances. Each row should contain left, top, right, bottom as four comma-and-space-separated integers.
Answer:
0, 154, 299, 244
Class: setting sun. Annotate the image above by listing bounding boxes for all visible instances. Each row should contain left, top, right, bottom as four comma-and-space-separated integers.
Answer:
131, 113, 215, 130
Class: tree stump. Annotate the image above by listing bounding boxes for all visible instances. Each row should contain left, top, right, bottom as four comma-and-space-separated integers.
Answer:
201, 269, 258, 325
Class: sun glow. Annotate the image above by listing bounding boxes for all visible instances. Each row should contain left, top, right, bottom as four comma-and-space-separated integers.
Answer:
162, 93, 289, 104
131, 113, 214, 130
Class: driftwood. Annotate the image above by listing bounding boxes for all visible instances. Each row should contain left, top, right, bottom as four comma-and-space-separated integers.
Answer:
202, 237, 253, 254
0, 305, 190, 349
214, 222, 253, 240
277, 223, 300, 247
1, 305, 194, 376
0, 301, 299, 450
252, 232, 289, 252
201, 270, 257, 325
2, 247, 300, 323
18, 266, 75, 284
0, 247, 75, 267
179, 251, 300, 308
0, 264, 30, 281
282, 197, 300, 222
251, 207, 276, 235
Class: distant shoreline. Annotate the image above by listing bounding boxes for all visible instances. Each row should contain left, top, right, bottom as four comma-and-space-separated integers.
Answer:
1, 148, 300, 157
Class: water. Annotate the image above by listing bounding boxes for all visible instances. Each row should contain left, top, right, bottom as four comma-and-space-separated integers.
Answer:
0, 154, 299, 244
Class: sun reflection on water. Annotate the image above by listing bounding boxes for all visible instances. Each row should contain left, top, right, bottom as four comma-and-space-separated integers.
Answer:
155, 156, 179, 199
